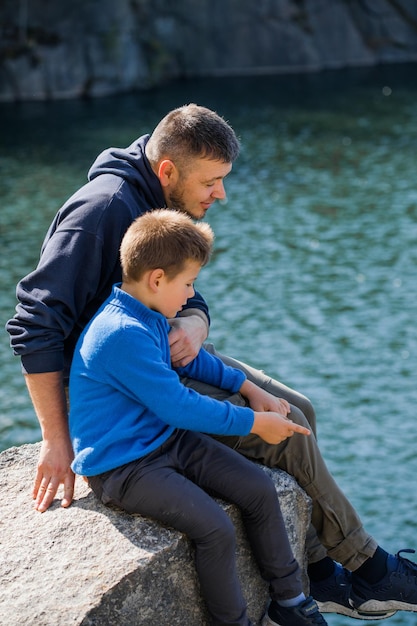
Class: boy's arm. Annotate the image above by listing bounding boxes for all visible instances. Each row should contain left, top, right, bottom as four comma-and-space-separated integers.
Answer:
175, 344, 247, 395
240, 379, 310, 443
250, 410, 311, 444
175, 350, 311, 444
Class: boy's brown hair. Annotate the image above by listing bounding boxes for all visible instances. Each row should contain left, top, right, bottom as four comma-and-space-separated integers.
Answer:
120, 209, 214, 282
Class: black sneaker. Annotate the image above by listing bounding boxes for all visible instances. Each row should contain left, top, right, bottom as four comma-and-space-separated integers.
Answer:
351, 549, 417, 613
261, 596, 327, 625
311, 562, 395, 620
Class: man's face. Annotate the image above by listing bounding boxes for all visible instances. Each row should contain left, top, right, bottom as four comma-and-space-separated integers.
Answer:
165, 158, 232, 220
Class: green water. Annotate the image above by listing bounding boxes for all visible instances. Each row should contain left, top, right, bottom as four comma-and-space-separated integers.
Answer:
1, 64, 417, 625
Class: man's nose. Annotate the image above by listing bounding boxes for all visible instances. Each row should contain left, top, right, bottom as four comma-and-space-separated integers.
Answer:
212, 180, 226, 200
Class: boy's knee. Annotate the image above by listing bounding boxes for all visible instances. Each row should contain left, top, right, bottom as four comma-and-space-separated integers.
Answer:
196, 507, 236, 545
248, 470, 277, 505
207, 514, 236, 551
263, 473, 279, 501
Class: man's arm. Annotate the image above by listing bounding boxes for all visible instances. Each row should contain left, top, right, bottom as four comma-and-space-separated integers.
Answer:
168, 308, 209, 367
25, 371, 75, 512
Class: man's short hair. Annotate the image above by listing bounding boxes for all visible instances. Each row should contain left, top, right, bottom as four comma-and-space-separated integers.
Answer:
146, 103, 240, 168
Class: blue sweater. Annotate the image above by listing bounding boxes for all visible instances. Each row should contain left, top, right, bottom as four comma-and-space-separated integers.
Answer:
69, 286, 254, 476
6, 135, 209, 378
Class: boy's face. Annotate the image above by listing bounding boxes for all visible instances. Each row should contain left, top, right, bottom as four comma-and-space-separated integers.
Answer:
164, 158, 232, 220
157, 259, 202, 318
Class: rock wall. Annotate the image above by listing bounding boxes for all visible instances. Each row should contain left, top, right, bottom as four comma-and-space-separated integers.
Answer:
1, 0, 417, 102
0, 442, 312, 626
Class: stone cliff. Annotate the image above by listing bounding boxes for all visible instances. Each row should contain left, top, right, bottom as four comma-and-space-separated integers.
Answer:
1, 0, 417, 102
0, 443, 311, 626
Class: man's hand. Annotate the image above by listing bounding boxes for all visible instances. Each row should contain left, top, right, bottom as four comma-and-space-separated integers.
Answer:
251, 411, 311, 445
33, 438, 75, 512
168, 311, 208, 367
25, 371, 75, 512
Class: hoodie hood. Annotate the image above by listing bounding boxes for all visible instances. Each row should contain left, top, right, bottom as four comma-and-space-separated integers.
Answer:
88, 134, 166, 209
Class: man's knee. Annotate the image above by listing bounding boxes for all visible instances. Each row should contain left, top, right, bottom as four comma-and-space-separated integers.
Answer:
293, 395, 316, 433
288, 404, 311, 429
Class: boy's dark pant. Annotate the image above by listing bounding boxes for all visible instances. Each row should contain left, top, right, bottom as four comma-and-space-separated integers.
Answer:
88, 429, 302, 626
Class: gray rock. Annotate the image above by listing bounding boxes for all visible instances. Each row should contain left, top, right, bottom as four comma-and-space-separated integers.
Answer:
1, 0, 417, 102
0, 442, 311, 625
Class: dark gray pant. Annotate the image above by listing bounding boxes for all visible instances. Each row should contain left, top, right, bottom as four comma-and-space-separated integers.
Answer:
184, 345, 377, 572
89, 429, 302, 626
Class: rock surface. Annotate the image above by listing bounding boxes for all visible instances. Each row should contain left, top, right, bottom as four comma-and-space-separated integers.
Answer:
0, 442, 311, 626
1, 0, 417, 102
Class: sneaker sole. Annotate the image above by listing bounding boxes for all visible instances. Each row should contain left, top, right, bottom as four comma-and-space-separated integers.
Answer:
317, 600, 396, 620
354, 598, 417, 613
261, 605, 396, 625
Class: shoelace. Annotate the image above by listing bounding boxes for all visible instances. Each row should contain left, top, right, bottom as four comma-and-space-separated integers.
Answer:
394, 549, 417, 581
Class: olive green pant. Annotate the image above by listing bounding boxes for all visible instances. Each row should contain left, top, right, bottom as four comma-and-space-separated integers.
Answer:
181, 344, 377, 572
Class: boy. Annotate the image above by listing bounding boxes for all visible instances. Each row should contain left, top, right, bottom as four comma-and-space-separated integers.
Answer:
69, 209, 325, 626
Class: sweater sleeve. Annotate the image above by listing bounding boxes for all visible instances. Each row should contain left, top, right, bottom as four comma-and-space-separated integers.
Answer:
83, 322, 254, 437
175, 346, 246, 393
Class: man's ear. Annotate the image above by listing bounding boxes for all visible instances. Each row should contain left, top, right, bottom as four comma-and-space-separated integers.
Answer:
149, 268, 165, 292
158, 159, 178, 188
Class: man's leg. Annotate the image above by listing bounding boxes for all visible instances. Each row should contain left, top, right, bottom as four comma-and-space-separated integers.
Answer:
188, 348, 417, 618
189, 345, 376, 570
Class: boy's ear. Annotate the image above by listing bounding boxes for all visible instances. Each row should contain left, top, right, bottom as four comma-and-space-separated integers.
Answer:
149, 268, 165, 292
158, 159, 178, 188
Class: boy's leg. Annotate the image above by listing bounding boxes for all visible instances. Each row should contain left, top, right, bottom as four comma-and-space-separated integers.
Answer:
88, 432, 251, 626
173, 430, 303, 603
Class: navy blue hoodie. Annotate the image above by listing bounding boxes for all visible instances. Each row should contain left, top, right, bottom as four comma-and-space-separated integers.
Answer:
6, 135, 209, 379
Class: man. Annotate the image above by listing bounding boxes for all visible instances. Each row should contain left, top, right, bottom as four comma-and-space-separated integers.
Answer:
6, 103, 417, 620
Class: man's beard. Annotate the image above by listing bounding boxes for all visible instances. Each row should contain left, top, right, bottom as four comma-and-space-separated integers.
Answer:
166, 182, 205, 220
167, 186, 187, 214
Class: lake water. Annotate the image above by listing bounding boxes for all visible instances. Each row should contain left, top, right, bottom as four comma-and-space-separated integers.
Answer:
1, 64, 417, 625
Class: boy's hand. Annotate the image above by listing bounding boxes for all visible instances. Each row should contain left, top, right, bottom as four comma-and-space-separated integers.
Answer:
251, 411, 311, 445
240, 379, 290, 415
